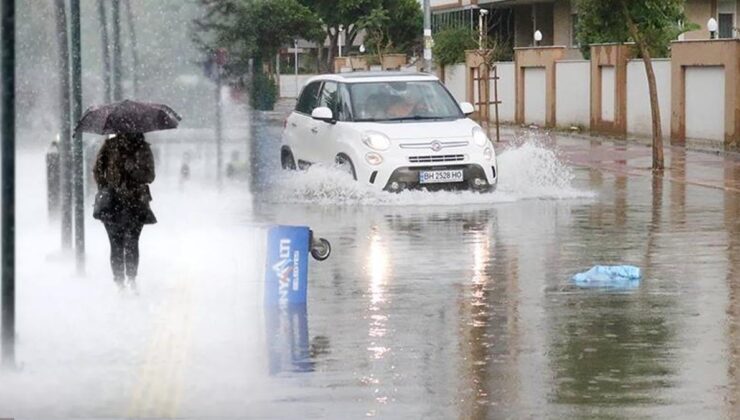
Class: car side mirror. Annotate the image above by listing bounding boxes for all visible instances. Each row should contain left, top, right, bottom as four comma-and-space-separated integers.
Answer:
459, 102, 475, 116
311, 107, 334, 123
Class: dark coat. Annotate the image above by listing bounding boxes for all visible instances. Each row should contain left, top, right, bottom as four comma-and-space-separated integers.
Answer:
93, 134, 156, 224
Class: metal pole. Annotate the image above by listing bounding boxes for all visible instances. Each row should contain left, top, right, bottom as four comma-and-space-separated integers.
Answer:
338, 29, 343, 58
215, 66, 223, 186
70, 0, 85, 273
96, 0, 111, 103
111, 0, 122, 101
1, 0, 16, 368
294, 39, 298, 98
423, 0, 432, 73
54, 0, 72, 250
123, 0, 139, 98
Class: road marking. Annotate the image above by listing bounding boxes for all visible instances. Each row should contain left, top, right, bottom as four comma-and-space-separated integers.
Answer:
127, 276, 195, 418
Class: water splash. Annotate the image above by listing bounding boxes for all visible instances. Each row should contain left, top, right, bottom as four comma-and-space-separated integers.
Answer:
264, 138, 594, 206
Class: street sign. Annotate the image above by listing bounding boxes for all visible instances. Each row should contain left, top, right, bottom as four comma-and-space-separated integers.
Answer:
287, 48, 305, 54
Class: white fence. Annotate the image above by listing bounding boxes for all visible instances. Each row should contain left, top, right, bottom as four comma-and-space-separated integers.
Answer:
555, 61, 590, 128
626, 59, 672, 138
443, 62, 516, 122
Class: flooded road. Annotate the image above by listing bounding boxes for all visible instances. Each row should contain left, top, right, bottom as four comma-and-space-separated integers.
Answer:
1, 99, 739, 419
248, 106, 740, 419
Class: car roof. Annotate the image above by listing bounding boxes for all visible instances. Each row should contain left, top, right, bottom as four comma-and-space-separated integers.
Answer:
305, 71, 439, 84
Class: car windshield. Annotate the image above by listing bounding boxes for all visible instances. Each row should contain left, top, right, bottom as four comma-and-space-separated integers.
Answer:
349, 80, 463, 122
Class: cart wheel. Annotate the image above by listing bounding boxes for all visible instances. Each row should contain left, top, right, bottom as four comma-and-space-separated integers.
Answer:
310, 238, 331, 261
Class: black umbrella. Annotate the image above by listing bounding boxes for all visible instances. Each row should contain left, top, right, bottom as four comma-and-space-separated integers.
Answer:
75, 99, 182, 135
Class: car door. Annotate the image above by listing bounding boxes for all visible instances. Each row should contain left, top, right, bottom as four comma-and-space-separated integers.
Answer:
313, 81, 342, 163
289, 81, 321, 166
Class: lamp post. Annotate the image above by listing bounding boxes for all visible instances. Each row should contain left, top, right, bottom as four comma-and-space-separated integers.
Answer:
708, 17, 718, 39
2, 0, 16, 368
534, 30, 543, 47
338, 25, 344, 58
423, 0, 432, 72
293, 39, 298, 97
214, 48, 227, 187
478, 9, 489, 49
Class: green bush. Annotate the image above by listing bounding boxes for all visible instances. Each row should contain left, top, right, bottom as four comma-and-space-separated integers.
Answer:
250, 73, 277, 111
432, 27, 478, 68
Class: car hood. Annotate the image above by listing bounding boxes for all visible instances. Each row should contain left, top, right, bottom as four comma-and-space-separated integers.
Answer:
353, 118, 479, 141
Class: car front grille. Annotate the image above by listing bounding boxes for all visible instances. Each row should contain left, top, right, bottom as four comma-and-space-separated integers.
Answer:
409, 154, 465, 163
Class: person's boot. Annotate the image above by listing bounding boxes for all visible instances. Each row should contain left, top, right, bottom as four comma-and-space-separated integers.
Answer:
114, 277, 126, 293
127, 276, 138, 295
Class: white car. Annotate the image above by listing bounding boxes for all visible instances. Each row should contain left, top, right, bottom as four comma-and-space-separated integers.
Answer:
280, 72, 497, 192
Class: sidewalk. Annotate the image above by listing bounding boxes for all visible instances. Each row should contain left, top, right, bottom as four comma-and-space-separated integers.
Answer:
500, 126, 740, 194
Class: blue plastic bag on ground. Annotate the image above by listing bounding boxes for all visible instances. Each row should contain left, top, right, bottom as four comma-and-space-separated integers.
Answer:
571, 265, 641, 289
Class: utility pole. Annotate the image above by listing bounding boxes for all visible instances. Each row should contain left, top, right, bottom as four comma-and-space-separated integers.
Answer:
215, 48, 227, 187
123, 0, 139, 97
294, 39, 299, 98
423, 0, 432, 73
1, 0, 16, 368
112, 0, 122, 101
54, 0, 72, 250
97, 0, 111, 103
70, 0, 85, 273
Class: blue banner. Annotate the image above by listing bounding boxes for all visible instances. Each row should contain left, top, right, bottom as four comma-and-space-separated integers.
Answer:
265, 225, 310, 305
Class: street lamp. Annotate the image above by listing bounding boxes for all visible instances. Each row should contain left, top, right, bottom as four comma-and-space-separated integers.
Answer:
534, 30, 543, 47
478, 9, 489, 49
708, 17, 718, 39
338, 24, 345, 57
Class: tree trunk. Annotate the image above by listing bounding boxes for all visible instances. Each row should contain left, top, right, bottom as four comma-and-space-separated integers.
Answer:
96, 0, 111, 103
623, 3, 664, 170
317, 44, 324, 73
327, 30, 338, 73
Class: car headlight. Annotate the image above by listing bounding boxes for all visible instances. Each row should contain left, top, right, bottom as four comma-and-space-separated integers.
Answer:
484, 147, 493, 161
362, 131, 391, 151
472, 127, 489, 147
365, 152, 383, 165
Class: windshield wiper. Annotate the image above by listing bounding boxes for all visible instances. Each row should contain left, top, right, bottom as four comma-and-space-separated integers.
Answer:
384, 115, 446, 121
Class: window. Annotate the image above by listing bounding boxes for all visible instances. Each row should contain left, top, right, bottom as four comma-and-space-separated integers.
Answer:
348, 80, 463, 122
318, 81, 339, 117
719, 13, 734, 38
296, 81, 321, 114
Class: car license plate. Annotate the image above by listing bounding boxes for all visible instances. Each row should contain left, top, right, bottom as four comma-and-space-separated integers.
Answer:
419, 169, 464, 184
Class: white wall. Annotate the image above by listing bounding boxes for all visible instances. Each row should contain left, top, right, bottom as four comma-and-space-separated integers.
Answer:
524, 67, 547, 126
555, 60, 590, 127
444, 64, 467, 103
279, 75, 315, 98
626, 59, 672, 137
685, 66, 725, 142
601, 66, 616, 122
493, 62, 515, 122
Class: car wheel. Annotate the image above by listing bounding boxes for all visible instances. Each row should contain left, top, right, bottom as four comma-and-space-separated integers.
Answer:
335, 154, 357, 181
281, 148, 296, 170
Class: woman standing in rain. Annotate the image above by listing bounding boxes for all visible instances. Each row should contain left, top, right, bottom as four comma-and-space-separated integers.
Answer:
93, 132, 156, 291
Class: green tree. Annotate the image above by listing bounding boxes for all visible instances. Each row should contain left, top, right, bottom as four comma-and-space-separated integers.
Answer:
194, 0, 324, 74
298, 0, 376, 72
299, 0, 421, 72
432, 26, 478, 68
575, 0, 694, 170
359, 0, 422, 65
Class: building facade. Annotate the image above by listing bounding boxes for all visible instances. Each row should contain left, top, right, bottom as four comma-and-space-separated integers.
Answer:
431, 0, 740, 56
